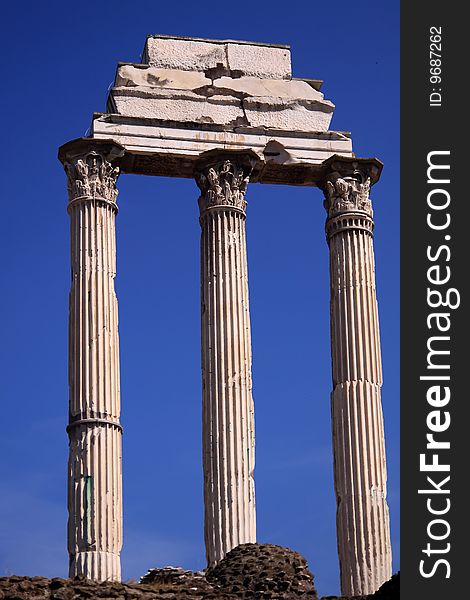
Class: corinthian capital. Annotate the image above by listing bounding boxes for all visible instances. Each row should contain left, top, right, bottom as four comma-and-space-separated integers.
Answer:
320, 156, 383, 219
58, 138, 125, 205
195, 152, 258, 216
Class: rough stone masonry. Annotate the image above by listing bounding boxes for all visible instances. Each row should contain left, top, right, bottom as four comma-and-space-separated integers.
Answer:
0, 543, 399, 600
58, 35, 393, 596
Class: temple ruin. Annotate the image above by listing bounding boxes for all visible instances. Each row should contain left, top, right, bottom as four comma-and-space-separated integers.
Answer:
58, 35, 392, 596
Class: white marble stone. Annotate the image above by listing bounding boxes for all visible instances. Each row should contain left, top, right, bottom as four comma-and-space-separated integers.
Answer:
197, 156, 257, 565
116, 65, 211, 90
144, 37, 228, 73
143, 36, 291, 79
225, 42, 291, 79
91, 114, 353, 184
115, 67, 324, 103
109, 88, 244, 125
109, 87, 333, 132
322, 158, 392, 596
60, 139, 125, 582
99, 35, 345, 187
212, 76, 324, 101
108, 39, 334, 147
243, 96, 333, 131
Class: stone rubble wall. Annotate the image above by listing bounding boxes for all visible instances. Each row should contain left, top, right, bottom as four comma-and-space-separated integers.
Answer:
204, 544, 316, 598
0, 544, 399, 600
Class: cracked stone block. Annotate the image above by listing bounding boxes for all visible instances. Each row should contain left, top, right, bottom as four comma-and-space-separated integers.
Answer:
115, 67, 321, 104
244, 97, 334, 132
226, 43, 291, 79
116, 65, 211, 90
109, 86, 333, 132
143, 36, 292, 80
144, 37, 228, 72
110, 89, 244, 125
212, 76, 324, 101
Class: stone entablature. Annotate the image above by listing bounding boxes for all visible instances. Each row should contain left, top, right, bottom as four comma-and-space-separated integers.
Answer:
110, 36, 333, 132
91, 35, 352, 184
92, 115, 352, 184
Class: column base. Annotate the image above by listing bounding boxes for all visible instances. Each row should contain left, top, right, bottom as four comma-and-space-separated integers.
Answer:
69, 551, 121, 582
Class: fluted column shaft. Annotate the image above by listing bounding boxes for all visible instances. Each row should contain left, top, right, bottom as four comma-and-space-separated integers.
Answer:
321, 158, 392, 596
60, 139, 125, 582
196, 153, 257, 565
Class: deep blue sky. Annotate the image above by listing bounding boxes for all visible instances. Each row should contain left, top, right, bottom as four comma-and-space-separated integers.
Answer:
0, 1, 399, 596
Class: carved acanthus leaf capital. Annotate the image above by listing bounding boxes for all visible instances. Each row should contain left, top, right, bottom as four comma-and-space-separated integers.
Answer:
323, 171, 373, 218
65, 152, 120, 204
195, 155, 256, 215
59, 139, 125, 205
320, 157, 383, 219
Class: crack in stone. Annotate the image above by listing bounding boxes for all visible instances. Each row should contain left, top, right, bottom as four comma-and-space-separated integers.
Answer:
204, 64, 244, 80
192, 85, 248, 100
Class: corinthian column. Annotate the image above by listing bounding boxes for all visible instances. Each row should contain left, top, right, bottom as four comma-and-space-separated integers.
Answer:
59, 138, 125, 581
195, 152, 258, 566
320, 156, 392, 596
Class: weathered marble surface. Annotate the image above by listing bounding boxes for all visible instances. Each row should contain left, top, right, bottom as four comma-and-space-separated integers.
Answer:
92, 114, 352, 184
321, 157, 392, 596
142, 36, 292, 80
59, 139, 125, 582
197, 154, 257, 565
91, 35, 352, 183
109, 60, 334, 132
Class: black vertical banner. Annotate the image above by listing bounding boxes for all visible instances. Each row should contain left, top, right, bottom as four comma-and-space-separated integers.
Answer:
401, 3, 469, 599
